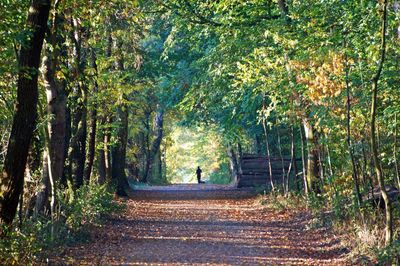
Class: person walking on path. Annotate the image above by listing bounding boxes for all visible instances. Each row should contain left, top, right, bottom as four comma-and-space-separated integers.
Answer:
196, 166, 205, 184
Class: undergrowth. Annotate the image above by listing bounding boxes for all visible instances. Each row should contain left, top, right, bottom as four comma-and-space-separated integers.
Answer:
259, 189, 400, 264
0, 182, 122, 265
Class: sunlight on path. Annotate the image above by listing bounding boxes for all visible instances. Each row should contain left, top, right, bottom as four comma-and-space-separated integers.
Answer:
132, 184, 238, 191
49, 186, 348, 265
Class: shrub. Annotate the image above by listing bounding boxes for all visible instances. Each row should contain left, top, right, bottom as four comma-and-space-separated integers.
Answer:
0, 182, 122, 265
0, 223, 42, 265
59, 182, 121, 233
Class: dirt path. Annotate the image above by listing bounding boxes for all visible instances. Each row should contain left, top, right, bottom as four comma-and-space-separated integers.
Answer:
49, 185, 348, 265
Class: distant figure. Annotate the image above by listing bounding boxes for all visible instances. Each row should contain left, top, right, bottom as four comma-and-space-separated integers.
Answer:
196, 166, 205, 184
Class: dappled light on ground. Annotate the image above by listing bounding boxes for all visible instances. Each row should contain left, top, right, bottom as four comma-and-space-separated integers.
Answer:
48, 185, 347, 265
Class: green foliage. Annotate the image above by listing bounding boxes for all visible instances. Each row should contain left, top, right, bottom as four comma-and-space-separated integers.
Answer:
165, 124, 231, 184
208, 162, 231, 184
260, 193, 306, 213
377, 239, 400, 264
0, 224, 42, 265
0, 183, 121, 264
59, 182, 120, 232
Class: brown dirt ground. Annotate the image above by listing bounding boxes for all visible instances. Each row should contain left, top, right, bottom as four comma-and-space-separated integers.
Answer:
46, 184, 348, 265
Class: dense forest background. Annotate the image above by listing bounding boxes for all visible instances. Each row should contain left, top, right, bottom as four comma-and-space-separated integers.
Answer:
0, 0, 399, 263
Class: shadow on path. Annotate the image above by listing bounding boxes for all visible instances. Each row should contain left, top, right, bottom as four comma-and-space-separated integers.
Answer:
48, 185, 348, 265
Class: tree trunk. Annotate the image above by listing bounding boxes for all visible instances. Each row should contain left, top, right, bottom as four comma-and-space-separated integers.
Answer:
42, 10, 67, 202
344, 52, 362, 207
361, 138, 374, 197
68, 17, 87, 188
262, 118, 275, 191
277, 127, 286, 194
142, 110, 152, 183
111, 44, 130, 196
97, 127, 106, 184
299, 124, 308, 195
111, 105, 129, 196
237, 142, 243, 180
34, 149, 50, 218
303, 118, 320, 194
286, 124, 297, 192
325, 134, 334, 178
394, 114, 400, 189
147, 108, 165, 180
228, 144, 239, 183
62, 105, 72, 185
97, 33, 112, 184
0, 0, 51, 227
104, 117, 113, 181
84, 48, 98, 181
370, 0, 392, 245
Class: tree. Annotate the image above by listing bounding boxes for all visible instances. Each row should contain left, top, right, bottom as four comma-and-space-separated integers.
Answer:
0, 0, 51, 226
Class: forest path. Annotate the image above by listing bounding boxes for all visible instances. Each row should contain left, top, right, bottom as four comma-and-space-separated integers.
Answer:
50, 184, 348, 265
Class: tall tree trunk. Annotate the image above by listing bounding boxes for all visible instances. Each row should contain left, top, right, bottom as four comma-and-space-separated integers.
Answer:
277, 127, 286, 194
370, 0, 392, 245
262, 118, 275, 191
43, 11, 67, 190
325, 134, 334, 178
0, 0, 51, 227
111, 44, 130, 196
147, 107, 165, 180
303, 118, 320, 194
104, 117, 113, 181
97, 124, 106, 184
318, 145, 325, 185
111, 105, 129, 196
361, 138, 374, 197
142, 110, 151, 183
84, 48, 98, 181
97, 116, 112, 184
394, 113, 400, 189
97, 33, 112, 184
237, 142, 243, 181
62, 104, 72, 185
300, 124, 308, 195
34, 149, 50, 218
286, 124, 297, 192
228, 144, 239, 183
68, 17, 87, 188
344, 52, 362, 207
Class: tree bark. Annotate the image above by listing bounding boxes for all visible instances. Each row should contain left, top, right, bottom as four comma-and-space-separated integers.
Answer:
146, 107, 165, 181
370, 0, 392, 245
286, 124, 297, 192
0, 0, 51, 226
325, 134, 334, 178
228, 143, 239, 183
111, 43, 130, 196
97, 33, 112, 184
112, 105, 129, 196
277, 127, 287, 194
394, 113, 400, 189
299, 124, 308, 195
68, 17, 87, 188
142, 109, 153, 183
42, 9, 67, 204
237, 142, 243, 181
84, 48, 98, 181
262, 118, 275, 191
34, 149, 50, 218
344, 52, 362, 206
303, 118, 320, 194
